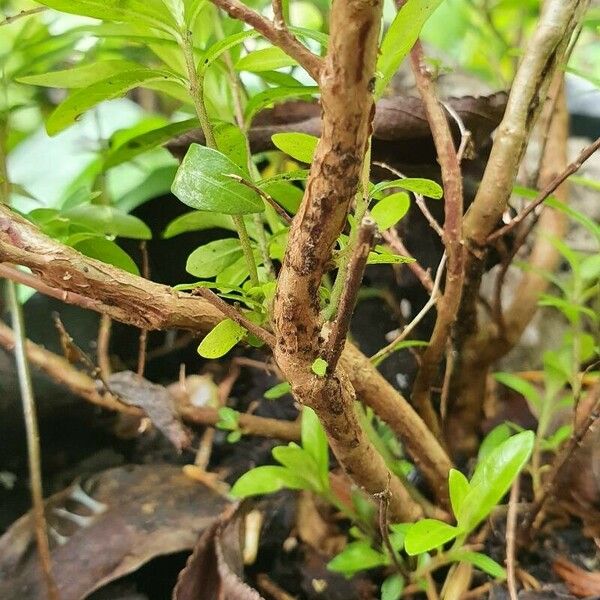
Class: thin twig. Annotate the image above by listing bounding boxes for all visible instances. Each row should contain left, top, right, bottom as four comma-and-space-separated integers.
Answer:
97, 314, 112, 380
137, 241, 150, 377
193, 286, 276, 348
5, 282, 59, 600
0, 6, 46, 26
226, 174, 292, 224
441, 100, 473, 163
381, 227, 434, 293
371, 253, 446, 367
408, 40, 464, 440
506, 477, 520, 600
271, 0, 285, 30
324, 218, 376, 373
488, 136, 600, 243
209, 0, 322, 81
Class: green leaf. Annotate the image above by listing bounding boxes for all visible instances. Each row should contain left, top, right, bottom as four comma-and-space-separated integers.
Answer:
172, 145, 264, 215
271, 132, 319, 163
34, 0, 179, 33
458, 431, 534, 532
199, 30, 260, 74
188, 239, 246, 280
64, 205, 151, 239
197, 319, 247, 359
46, 69, 179, 135
448, 469, 470, 519
163, 211, 238, 239
272, 444, 323, 492
493, 372, 542, 409
311, 358, 328, 377
216, 406, 240, 431
260, 180, 303, 214
381, 573, 405, 600
264, 381, 292, 399
214, 121, 250, 173
372, 178, 443, 199
244, 86, 319, 124
73, 237, 139, 275
236, 46, 299, 72
404, 519, 459, 556
230, 465, 308, 498
301, 407, 329, 489
106, 118, 198, 168
17, 60, 143, 88
478, 423, 513, 462
376, 0, 445, 98
327, 541, 388, 576
389, 523, 410, 552
367, 249, 414, 265
581, 254, 600, 282
257, 170, 310, 186
371, 192, 410, 230
452, 551, 507, 580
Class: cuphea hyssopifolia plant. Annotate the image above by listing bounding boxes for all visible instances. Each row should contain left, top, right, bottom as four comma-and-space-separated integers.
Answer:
232, 406, 534, 599
494, 193, 600, 495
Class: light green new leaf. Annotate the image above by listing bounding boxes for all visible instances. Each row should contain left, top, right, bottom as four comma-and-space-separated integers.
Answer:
478, 423, 513, 462
448, 469, 470, 519
172, 145, 264, 215
376, 0, 446, 98
272, 132, 318, 164
371, 192, 410, 230
458, 431, 534, 532
65, 205, 151, 239
452, 551, 507, 580
272, 444, 324, 492
264, 381, 292, 399
301, 407, 329, 488
381, 573, 405, 600
199, 30, 260, 75
46, 69, 179, 135
327, 541, 388, 577
186, 238, 243, 278
404, 519, 459, 555
34, 0, 178, 34
311, 358, 328, 377
18, 60, 142, 88
230, 465, 308, 498
214, 121, 249, 173
197, 319, 247, 359
236, 47, 299, 72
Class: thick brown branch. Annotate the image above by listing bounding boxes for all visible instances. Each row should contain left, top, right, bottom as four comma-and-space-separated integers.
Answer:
462, 0, 588, 247
408, 42, 464, 441
209, 0, 322, 81
0, 205, 223, 331
273, 0, 426, 521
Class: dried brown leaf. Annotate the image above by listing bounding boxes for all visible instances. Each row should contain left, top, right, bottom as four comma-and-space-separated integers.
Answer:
553, 556, 600, 598
0, 464, 229, 600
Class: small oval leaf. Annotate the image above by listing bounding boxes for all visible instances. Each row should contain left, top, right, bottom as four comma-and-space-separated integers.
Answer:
197, 319, 246, 359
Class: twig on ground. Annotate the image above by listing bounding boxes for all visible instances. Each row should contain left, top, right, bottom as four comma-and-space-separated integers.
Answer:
193, 286, 275, 348
209, 0, 322, 81
506, 477, 520, 600
487, 136, 600, 243
324, 218, 376, 373
5, 283, 58, 600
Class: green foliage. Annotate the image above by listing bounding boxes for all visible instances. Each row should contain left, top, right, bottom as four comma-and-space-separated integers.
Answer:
263, 381, 292, 399
311, 357, 328, 377
197, 319, 247, 359
230, 407, 330, 498
271, 132, 319, 164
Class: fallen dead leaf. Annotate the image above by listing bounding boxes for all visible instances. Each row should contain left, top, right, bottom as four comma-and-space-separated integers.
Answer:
553, 556, 600, 598
0, 464, 229, 600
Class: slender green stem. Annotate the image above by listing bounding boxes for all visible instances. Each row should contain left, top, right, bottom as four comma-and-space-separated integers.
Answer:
233, 214, 260, 287
179, 25, 260, 285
